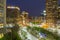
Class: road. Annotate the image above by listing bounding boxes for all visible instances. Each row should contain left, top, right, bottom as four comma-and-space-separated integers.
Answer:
18, 27, 38, 40
18, 27, 60, 40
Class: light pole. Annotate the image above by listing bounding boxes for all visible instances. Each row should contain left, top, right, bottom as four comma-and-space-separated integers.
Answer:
43, 10, 46, 23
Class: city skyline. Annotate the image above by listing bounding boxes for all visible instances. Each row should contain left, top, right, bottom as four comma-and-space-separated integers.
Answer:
0, 0, 60, 40
7, 0, 45, 17
7, 0, 60, 17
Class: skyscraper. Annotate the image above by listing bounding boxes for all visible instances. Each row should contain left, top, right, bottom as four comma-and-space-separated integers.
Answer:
57, 6, 60, 24
46, 0, 58, 26
7, 6, 20, 23
0, 0, 6, 28
58, 6, 60, 19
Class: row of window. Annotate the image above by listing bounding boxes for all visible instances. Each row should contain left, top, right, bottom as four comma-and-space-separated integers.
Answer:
0, 0, 5, 5
0, 0, 6, 24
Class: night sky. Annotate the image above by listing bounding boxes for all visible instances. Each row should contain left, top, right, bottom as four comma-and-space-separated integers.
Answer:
7, 0, 60, 17
7, 0, 45, 17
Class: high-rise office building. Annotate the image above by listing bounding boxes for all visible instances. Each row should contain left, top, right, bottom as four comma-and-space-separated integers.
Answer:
46, 0, 58, 25
0, 0, 6, 28
57, 6, 60, 24
58, 6, 60, 19
7, 6, 20, 23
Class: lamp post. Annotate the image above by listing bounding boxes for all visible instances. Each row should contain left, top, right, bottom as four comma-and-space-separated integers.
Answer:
43, 10, 46, 23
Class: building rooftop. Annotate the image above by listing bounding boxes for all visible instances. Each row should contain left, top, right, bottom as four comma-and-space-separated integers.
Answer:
7, 6, 20, 10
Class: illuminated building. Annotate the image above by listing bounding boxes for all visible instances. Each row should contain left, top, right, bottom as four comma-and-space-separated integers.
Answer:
7, 6, 20, 23
39, 16, 44, 23
21, 11, 29, 26
58, 6, 60, 19
46, 0, 58, 26
0, 0, 6, 28
0, 0, 6, 38
22, 11, 28, 19
57, 6, 60, 24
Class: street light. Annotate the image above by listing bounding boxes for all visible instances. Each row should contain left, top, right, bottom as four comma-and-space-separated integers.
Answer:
43, 10, 46, 13
43, 10, 46, 23
43, 10, 46, 16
